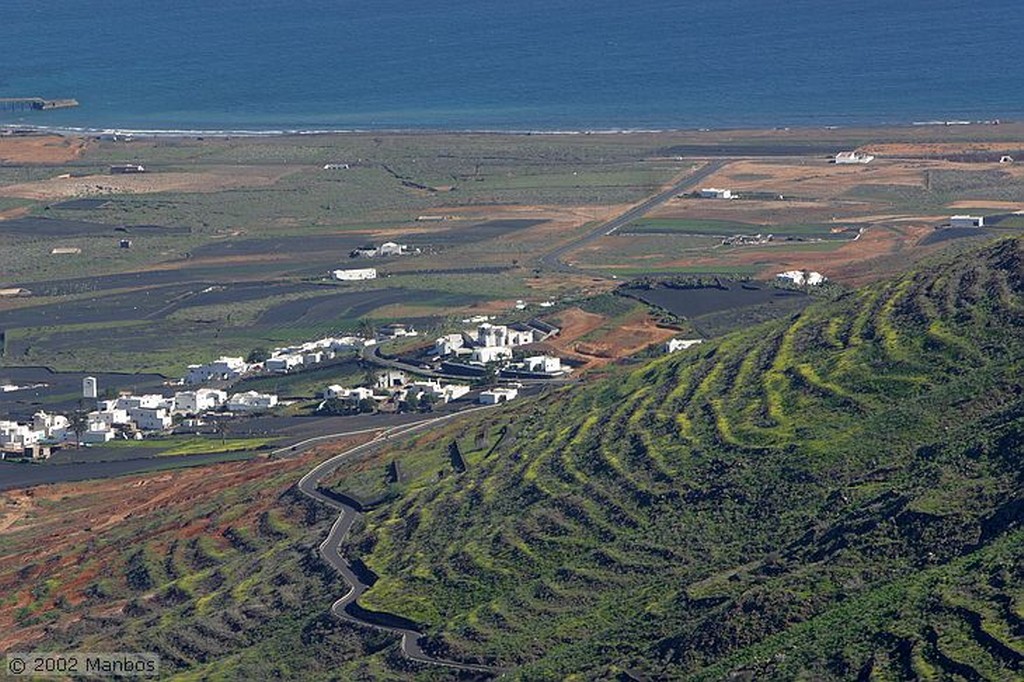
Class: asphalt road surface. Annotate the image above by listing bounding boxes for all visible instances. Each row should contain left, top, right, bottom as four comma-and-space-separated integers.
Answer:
295, 408, 506, 676
538, 159, 728, 272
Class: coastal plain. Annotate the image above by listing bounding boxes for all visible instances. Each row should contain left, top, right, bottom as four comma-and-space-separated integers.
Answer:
2, 124, 1024, 679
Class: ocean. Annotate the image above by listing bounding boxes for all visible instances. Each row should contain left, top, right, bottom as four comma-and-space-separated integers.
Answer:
3, 0, 1023, 133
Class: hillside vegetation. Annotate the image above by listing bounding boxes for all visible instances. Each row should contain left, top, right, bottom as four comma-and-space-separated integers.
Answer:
337, 237, 1024, 679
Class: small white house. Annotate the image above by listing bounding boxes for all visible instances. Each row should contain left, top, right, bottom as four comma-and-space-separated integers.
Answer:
524, 355, 563, 374
480, 387, 519, 404
83, 376, 98, 399
332, 267, 377, 281
834, 151, 874, 164
777, 270, 827, 286
666, 339, 704, 353
949, 215, 984, 228
700, 187, 735, 199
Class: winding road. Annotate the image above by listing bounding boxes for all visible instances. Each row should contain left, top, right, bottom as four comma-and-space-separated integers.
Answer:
538, 159, 728, 271
292, 407, 506, 677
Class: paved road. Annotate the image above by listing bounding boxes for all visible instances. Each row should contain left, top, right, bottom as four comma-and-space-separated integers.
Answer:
538, 160, 728, 272
294, 407, 506, 677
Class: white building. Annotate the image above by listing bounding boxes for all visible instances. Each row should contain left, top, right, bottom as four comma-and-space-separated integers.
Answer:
332, 267, 377, 281
949, 215, 984, 228
83, 376, 98, 399
434, 333, 465, 356
81, 422, 115, 443
480, 387, 519, 404
174, 388, 227, 415
129, 407, 172, 431
378, 241, 407, 256
303, 351, 324, 366
524, 355, 563, 374
116, 394, 171, 411
0, 421, 43, 448
90, 408, 130, 427
476, 323, 510, 347
404, 381, 471, 404
323, 386, 375, 402
776, 270, 828, 286
376, 370, 407, 389
226, 391, 279, 412
700, 187, 735, 199
265, 354, 304, 373
472, 346, 513, 364
33, 411, 70, 439
666, 338, 704, 353
184, 356, 248, 385
834, 151, 875, 164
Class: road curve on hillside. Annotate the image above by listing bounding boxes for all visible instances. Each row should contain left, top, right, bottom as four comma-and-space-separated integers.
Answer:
538, 159, 729, 271
294, 407, 506, 677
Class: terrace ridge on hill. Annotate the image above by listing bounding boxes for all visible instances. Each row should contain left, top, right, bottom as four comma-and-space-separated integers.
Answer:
329, 236, 1024, 679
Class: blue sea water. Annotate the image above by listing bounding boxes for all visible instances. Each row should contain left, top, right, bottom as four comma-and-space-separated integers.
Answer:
3, 0, 1023, 132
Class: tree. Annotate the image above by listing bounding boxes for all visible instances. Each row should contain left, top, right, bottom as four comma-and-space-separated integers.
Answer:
246, 347, 270, 364
68, 400, 89, 448
418, 392, 437, 413
358, 397, 377, 414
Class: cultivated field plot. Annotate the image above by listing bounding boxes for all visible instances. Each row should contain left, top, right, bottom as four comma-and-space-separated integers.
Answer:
0, 216, 190, 237
623, 282, 809, 319
0, 367, 168, 419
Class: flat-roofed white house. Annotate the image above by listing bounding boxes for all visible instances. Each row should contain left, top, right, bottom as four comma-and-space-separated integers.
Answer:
472, 346, 513, 364
700, 187, 735, 199
332, 267, 377, 281
184, 356, 248, 384
524, 355, 564, 374
949, 215, 984, 228
480, 387, 519, 404
265, 354, 304, 373
174, 388, 227, 415
226, 391, 279, 412
129, 407, 173, 431
834, 151, 875, 164
434, 333, 465, 356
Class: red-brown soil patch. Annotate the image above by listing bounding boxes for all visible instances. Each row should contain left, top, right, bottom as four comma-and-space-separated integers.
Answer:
0, 135, 91, 164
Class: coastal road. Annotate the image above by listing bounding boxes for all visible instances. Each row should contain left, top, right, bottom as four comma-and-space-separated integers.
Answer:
538, 159, 728, 272
295, 407, 506, 677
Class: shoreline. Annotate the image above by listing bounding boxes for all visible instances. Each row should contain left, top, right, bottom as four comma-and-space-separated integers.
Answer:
0, 118, 1014, 141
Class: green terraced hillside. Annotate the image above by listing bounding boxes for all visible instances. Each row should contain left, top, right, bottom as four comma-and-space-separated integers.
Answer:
338, 237, 1024, 679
